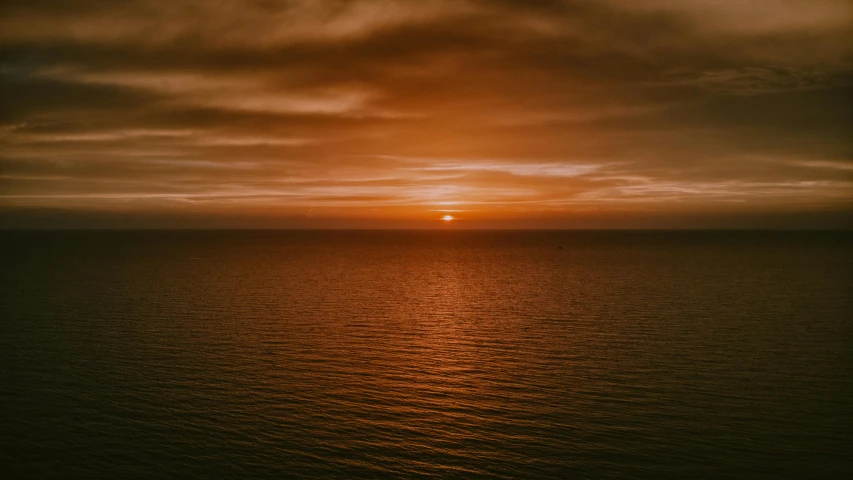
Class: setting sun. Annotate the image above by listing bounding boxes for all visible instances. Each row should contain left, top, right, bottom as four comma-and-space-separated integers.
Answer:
442, 215, 454, 221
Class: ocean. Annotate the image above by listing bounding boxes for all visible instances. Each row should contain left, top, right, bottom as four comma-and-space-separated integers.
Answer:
2, 230, 851, 478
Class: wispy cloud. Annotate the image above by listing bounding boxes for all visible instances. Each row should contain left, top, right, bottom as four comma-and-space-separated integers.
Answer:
1, 0, 851, 227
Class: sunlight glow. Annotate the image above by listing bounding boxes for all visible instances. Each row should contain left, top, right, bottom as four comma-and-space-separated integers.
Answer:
442, 215, 454, 221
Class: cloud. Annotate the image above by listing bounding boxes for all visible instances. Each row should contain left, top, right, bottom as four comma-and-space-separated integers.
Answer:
0, 0, 476, 47
1, 0, 851, 227
605, 0, 853, 35
655, 66, 853, 95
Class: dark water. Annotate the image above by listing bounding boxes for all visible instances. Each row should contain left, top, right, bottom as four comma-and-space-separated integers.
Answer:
1, 230, 851, 478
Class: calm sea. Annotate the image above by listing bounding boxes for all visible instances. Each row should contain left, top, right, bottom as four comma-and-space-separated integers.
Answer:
1, 230, 851, 478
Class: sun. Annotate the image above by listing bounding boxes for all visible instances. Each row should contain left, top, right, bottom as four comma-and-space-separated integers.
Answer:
442, 215, 454, 221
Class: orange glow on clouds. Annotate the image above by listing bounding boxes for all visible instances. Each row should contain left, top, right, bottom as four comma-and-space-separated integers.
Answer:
0, 0, 851, 229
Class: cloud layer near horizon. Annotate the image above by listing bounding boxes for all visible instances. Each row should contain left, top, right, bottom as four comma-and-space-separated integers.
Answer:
2, 0, 852, 228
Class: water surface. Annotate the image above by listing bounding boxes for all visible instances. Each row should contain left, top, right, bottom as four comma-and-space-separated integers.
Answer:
2, 231, 851, 478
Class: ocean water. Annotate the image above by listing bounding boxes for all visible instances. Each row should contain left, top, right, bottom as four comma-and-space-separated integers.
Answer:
1, 230, 851, 478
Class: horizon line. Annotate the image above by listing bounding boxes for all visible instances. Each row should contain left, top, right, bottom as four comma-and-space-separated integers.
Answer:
2, 227, 851, 232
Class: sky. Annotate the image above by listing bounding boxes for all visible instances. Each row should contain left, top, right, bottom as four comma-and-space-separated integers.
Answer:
1, 0, 852, 229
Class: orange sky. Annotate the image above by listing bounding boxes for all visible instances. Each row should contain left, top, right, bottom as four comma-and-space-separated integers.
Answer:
1, 0, 852, 228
